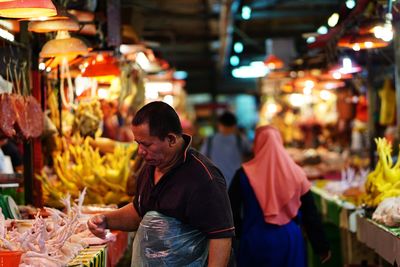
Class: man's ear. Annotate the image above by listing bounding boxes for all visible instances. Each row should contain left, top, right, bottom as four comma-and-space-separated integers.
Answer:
167, 134, 177, 146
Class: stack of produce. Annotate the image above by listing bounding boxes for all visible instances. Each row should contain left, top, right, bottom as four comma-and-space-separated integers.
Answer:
37, 135, 137, 207
72, 99, 103, 137
363, 138, 400, 207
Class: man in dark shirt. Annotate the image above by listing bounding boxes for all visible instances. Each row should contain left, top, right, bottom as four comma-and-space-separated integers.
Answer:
88, 101, 234, 266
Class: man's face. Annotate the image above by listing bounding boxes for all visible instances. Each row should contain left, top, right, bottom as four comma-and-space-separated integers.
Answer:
132, 123, 170, 166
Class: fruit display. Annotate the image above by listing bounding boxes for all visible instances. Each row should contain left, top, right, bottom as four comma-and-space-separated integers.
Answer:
36, 135, 137, 207
363, 137, 400, 207
72, 99, 103, 137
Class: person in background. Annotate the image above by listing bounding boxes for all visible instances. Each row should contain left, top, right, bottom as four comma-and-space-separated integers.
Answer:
100, 100, 119, 140
200, 111, 252, 188
229, 125, 331, 267
0, 138, 23, 173
88, 101, 234, 266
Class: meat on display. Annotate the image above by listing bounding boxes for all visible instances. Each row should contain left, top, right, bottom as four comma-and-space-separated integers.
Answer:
0, 94, 17, 138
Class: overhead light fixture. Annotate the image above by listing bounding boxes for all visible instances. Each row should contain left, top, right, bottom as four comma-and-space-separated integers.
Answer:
232, 64, 269, 79
28, 18, 79, 33
0, 0, 57, 19
241, 6, 251, 20
317, 26, 328, 35
230, 55, 240, 66
67, 9, 96, 35
306, 36, 316, 44
81, 53, 120, 83
40, 31, 88, 58
264, 54, 284, 70
328, 13, 339, 27
329, 57, 362, 77
338, 34, 389, 50
233, 42, 244, 53
173, 71, 188, 80
345, 0, 356, 9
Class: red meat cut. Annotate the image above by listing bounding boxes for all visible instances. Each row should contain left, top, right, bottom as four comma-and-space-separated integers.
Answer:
0, 94, 17, 137
26, 95, 44, 138
14, 95, 30, 139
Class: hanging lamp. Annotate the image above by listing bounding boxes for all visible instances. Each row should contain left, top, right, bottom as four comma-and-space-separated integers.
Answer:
338, 34, 389, 51
329, 57, 362, 75
0, 0, 57, 19
40, 31, 88, 58
264, 54, 284, 70
81, 53, 120, 83
28, 18, 79, 33
67, 9, 96, 35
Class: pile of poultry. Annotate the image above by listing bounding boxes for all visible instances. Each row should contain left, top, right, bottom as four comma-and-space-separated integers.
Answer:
0, 189, 113, 266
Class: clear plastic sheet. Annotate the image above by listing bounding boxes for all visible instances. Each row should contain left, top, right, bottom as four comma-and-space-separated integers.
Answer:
131, 211, 209, 267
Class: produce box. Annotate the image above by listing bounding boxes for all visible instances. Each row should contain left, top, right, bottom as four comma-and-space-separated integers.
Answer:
68, 245, 106, 267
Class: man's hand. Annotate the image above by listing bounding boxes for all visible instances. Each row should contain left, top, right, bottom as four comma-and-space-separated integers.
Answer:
208, 238, 232, 267
87, 214, 108, 239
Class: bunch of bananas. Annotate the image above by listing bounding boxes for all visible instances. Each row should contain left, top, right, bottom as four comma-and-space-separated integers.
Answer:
36, 135, 137, 207
363, 137, 400, 207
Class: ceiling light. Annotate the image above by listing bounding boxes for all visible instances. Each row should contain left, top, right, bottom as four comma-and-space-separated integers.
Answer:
328, 13, 339, 27
173, 71, 188, 80
317, 26, 328, 35
345, 0, 356, 9
241, 6, 251, 20
329, 57, 361, 75
230, 55, 240, 66
306, 36, 316, 44
233, 42, 244, 53
232, 65, 269, 79
0, 0, 57, 19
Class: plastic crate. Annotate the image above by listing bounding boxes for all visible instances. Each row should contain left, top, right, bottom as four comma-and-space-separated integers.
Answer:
0, 251, 22, 267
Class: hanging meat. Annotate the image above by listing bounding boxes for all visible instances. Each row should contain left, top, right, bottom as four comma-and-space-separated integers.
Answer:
0, 94, 17, 138
26, 95, 44, 138
14, 95, 30, 139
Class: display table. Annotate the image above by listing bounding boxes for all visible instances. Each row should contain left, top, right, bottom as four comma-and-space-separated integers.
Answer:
357, 215, 400, 265
310, 185, 378, 267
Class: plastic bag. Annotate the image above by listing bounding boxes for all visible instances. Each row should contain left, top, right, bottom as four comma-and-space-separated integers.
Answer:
131, 211, 209, 267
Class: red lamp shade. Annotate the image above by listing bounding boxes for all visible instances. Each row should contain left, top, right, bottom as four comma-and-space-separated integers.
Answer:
0, 0, 57, 19
264, 54, 284, 70
81, 54, 120, 82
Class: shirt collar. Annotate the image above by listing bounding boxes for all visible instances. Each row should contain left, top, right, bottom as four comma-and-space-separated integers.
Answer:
182, 134, 192, 163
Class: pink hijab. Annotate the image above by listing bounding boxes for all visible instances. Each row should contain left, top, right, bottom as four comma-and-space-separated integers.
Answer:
242, 126, 311, 225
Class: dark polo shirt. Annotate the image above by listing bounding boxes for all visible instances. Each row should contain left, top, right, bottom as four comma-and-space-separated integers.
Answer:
133, 134, 235, 239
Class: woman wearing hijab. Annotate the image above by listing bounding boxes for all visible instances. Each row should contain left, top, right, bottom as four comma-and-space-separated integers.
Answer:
229, 125, 330, 267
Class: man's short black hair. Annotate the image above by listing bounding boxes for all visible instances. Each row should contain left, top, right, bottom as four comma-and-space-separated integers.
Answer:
218, 111, 237, 127
132, 101, 183, 140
